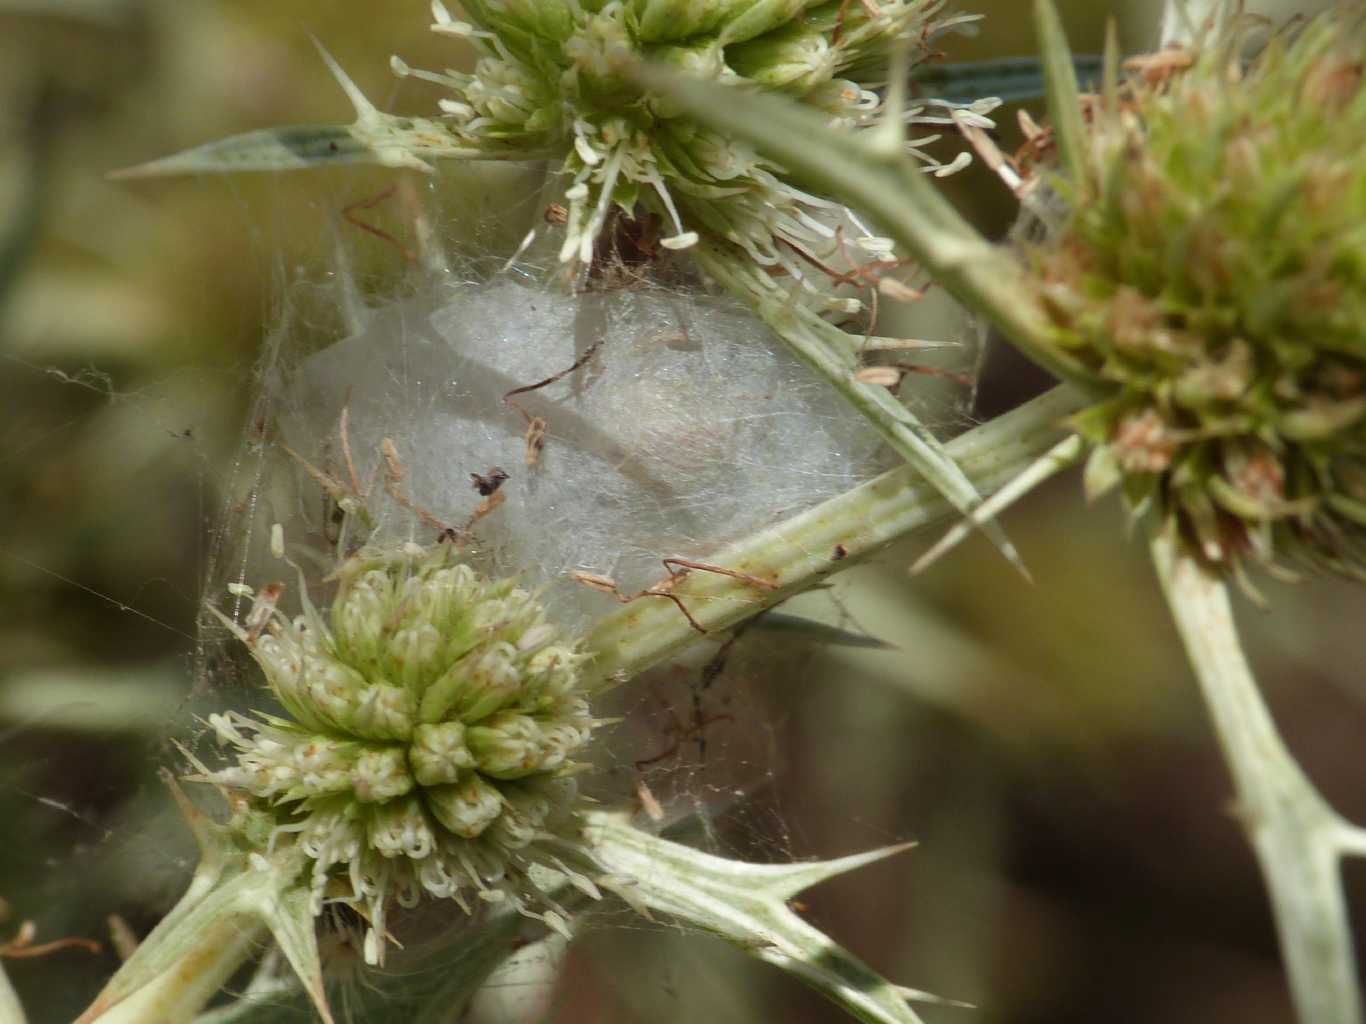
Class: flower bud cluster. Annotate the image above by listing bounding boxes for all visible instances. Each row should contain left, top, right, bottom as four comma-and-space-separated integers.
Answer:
210, 543, 598, 963
395, 0, 985, 288
1027, 8, 1366, 577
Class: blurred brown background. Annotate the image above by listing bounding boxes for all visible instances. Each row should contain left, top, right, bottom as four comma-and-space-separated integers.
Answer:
1, 1, 1362, 1022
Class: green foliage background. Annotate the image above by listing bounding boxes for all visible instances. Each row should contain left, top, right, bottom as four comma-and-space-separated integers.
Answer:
0, 1, 1361, 1021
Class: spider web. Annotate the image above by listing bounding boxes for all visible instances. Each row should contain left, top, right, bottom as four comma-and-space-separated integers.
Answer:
2, 142, 975, 1021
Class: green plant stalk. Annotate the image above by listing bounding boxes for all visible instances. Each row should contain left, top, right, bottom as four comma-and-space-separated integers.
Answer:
1151, 529, 1366, 1024
89, 918, 267, 1024
585, 383, 1084, 687
1033, 0, 1087, 183
0, 960, 25, 1024
78, 776, 332, 1024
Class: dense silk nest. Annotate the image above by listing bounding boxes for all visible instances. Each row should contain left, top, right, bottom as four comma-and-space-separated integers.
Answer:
221, 269, 894, 630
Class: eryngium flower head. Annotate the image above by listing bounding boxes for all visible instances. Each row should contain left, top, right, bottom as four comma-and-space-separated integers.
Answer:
393, 0, 983, 273
1026, 7, 1366, 578
210, 542, 597, 963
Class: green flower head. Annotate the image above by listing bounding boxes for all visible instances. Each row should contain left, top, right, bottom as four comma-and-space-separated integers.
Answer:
384, 0, 983, 278
210, 542, 598, 964
124, 0, 994, 300
1027, 6, 1366, 579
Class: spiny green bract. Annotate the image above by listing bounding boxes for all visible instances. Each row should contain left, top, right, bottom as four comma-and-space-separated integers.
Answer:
210, 542, 599, 965
1028, 7, 1366, 579
401, 0, 966, 272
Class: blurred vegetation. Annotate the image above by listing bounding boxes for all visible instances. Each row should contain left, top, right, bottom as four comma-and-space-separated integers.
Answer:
1, 1, 1362, 1022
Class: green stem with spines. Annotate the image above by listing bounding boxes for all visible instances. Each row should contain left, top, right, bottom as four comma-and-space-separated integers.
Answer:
585, 383, 1084, 685
0, 960, 25, 1024
1151, 528, 1366, 1024
1145, 4, 1366, 1022
70, 385, 1078, 1024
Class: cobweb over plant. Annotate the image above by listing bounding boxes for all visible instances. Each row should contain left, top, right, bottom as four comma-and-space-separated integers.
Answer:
189, 160, 982, 873
134, 162, 975, 1019
95, 1, 1001, 1003
206, 238, 932, 635
118, 0, 1014, 573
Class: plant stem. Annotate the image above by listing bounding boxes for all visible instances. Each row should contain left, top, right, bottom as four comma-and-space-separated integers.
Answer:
584, 383, 1084, 686
88, 919, 267, 1024
1034, 0, 1088, 184
1150, 529, 1365, 1024
0, 961, 25, 1024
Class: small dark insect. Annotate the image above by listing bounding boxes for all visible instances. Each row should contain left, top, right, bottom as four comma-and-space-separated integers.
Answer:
323, 499, 346, 546
590, 209, 663, 282
469, 467, 509, 497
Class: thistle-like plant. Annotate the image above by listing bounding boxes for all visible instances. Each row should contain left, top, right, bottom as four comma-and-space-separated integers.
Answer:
55, 3, 1366, 1024
79, 529, 951, 1024
208, 541, 598, 966
126, 0, 983, 273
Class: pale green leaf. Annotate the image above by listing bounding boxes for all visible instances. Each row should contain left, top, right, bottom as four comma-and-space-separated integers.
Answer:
0, 960, 26, 1024
108, 116, 548, 180
110, 125, 396, 178
112, 40, 547, 180
0, 665, 181, 733
756, 612, 896, 650
586, 810, 935, 1024
1034, 0, 1088, 184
